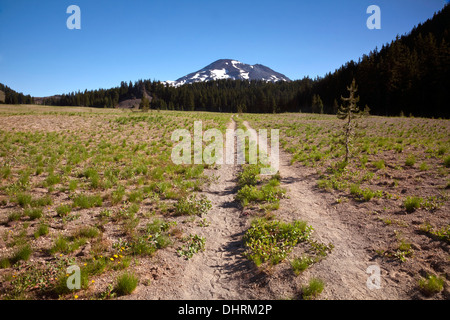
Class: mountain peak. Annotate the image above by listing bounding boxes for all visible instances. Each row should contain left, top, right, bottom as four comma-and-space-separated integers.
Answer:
165, 59, 291, 87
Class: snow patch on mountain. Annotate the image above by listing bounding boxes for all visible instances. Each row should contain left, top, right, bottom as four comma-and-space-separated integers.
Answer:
164, 59, 290, 87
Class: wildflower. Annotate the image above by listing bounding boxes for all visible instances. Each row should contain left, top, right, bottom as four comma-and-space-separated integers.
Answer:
110, 258, 114, 261
114, 254, 118, 258
74, 295, 78, 299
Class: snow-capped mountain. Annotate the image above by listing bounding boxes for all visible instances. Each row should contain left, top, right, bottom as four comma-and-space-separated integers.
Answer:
165, 59, 291, 87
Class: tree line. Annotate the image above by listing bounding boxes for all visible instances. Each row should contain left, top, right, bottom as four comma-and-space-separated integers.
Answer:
0, 83, 34, 105
312, 4, 450, 118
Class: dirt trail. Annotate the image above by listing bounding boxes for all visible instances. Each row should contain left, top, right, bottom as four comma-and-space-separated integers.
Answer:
131, 118, 259, 300
169, 119, 251, 299
242, 120, 407, 300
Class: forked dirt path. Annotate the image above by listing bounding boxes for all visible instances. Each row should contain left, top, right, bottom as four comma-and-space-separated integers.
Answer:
131, 118, 406, 300
242, 120, 407, 300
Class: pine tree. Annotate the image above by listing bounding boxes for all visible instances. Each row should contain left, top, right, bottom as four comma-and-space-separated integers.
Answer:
271, 97, 278, 114
312, 94, 323, 114
337, 79, 361, 164
140, 95, 150, 112
333, 99, 339, 114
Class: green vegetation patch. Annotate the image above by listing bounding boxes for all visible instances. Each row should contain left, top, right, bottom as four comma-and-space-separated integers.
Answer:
243, 218, 313, 266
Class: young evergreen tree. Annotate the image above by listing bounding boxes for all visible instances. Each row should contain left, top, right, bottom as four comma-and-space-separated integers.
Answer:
337, 79, 361, 164
140, 95, 150, 112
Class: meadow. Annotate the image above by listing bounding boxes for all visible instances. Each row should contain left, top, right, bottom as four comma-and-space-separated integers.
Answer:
0, 105, 448, 300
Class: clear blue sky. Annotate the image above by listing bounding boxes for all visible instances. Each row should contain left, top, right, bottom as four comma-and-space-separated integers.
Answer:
0, 0, 447, 97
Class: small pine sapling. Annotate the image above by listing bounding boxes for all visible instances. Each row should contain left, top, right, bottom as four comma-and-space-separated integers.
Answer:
337, 79, 361, 164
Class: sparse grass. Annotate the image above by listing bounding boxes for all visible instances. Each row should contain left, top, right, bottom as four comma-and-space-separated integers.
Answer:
111, 185, 126, 205
68, 180, 78, 192
129, 236, 156, 256
393, 231, 414, 262
235, 171, 285, 208
420, 222, 449, 243
291, 256, 315, 275
444, 156, 450, 168
8, 211, 22, 222
114, 272, 139, 296
0, 257, 11, 269
50, 235, 71, 254
238, 165, 260, 187
10, 245, 32, 264
30, 195, 52, 207
419, 162, 430, 171
24, 208, 43, 220
56, 204, 72, 217
349, 184, 381, 202
174, 194, 212, 217
72, 194, 103, 209
403, 196, 423, 213
45, 173, 61, 187
34, 223, 49, 239
73, 226, 100, 239
50, 234, 86, 255
373, 160, 385, 170
418, 274, 445, 296
302, 278, 325, 300
16, 193, 32, 208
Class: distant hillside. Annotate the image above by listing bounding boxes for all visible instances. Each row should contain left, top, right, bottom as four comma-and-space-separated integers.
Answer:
0, 84, 33, 105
